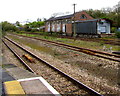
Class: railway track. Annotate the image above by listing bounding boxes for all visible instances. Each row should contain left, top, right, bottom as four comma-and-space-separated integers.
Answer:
2, 37, 103, 96
9, 33, 120, 62
14, 32, 120, 46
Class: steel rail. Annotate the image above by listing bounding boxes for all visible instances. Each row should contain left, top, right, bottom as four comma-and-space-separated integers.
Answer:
12, 33, 120, 58
2, 39, 36, 74
11, 34, 120, 62
33, 37, 120, 58
13, 32, 120, 46
4, 36, 103, 96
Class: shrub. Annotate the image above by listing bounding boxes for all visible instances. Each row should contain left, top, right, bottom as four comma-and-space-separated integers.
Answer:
31, 29, 39, 32
111, 27, 117, 33
115, 31, 120, 38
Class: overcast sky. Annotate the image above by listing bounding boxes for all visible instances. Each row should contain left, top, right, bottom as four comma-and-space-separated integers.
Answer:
0, 0, 119, 23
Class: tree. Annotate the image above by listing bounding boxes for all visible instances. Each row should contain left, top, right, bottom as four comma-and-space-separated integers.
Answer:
15, 21, 20, 26
37, 18, 41, 21
2, 21, 18, 32
23, 21, 45, 32
43, 18, 47, 21
0, 23, 2, 37
85, 9, 106, 19
84, 1, 120, 27
116, 1, 120, 28
101, 7, 112, 13
28, 21, 44, 28
24, 24, 31, 31
50, 12, 64, 18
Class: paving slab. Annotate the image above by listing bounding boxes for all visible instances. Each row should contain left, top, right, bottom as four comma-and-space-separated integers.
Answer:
2, 65, 15, 82
0, 67, 1, 95
20, 79, 53, 94
18, 77, 60, 96
0, 66, 2, 81
0, 81, 2, 96
2, 71, 15, 82
1, 67, 15, 96
5, 67, 37, 80
4, 77, 60, 96
4, 80, 25, 95
2, 55, 60, 95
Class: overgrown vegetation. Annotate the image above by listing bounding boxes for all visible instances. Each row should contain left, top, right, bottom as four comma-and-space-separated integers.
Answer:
85, 1, 120, 27
1, 21, 19, 36
1, 19, 45, 36
0, 23, 2, 38
1, 1, 120, 39
115, 31, 120, 38
14, 32, 119, 51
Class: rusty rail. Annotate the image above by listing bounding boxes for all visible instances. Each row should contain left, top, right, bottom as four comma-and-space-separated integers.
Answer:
3, 36, 103, 96
10, 34, 120, 62
2, 39, 36, 74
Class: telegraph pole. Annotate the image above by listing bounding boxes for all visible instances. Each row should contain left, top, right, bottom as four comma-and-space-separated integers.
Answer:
73, 4, 76, 40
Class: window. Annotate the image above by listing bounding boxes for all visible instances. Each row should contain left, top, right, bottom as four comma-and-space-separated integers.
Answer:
80, 14, 87, 19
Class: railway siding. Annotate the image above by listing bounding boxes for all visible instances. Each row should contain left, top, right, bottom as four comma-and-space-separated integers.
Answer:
3, 37, 103, 95
2, 35, 119, 95
7, 33, 120, 62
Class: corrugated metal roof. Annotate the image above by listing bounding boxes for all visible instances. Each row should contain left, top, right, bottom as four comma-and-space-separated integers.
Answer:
75, 19, 99, 23
75, 18, 112, 23
46, 14, 73, 21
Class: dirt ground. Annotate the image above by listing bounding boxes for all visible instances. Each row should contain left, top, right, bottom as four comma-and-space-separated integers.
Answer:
3, 34, 120, 95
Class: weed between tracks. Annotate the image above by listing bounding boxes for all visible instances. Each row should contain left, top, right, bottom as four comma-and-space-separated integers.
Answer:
6, 33, 119, 94
15, 32, 119, 51
6, 34, 66, 58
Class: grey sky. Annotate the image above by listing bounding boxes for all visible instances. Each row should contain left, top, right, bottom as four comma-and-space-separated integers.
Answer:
0, 0, 119, 23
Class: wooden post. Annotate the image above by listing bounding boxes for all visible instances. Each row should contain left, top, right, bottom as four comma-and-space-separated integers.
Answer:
73, 4, 77, 40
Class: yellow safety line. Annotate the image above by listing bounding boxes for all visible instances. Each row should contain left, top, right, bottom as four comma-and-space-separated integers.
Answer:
4, 80, 25, 95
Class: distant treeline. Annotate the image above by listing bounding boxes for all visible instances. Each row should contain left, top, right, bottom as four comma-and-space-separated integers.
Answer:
84, 2, 120, 27
1, 2, 120, 33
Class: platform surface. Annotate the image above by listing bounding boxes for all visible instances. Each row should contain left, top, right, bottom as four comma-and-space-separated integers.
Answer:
20, 79, 53, 94
2, 56, 60, 96
1, 67, 15, 95
4, 77, 60, 96
4, 80, 25, 94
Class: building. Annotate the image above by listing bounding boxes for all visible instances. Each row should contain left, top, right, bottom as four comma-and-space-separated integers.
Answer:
75, 18, 112, 35
45, 11, 111, 36
45, 11, 94, 35
39, 26, 45, 32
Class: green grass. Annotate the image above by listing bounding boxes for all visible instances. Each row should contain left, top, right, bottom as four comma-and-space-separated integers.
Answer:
7, 34, 66, 57
13, 32, 120, 51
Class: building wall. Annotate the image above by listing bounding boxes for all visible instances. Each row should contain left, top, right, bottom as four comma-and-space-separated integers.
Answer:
45, 24, 49, 32
66, 23, 72, 34
57, 23, 61, 32
45, 11, 94, 35
73, 11, 94, 21
52, 24, 55, 32
45, 22, 51, 32
97, 20, 111, 34
45, 23, 48, 32
75, 21, 97, 35
55, 22, 57, 32
62, 24, 66, 32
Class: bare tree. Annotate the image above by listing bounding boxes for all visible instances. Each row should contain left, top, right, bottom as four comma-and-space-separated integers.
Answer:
51, 12, 64, 18
101, 7, 112, 13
